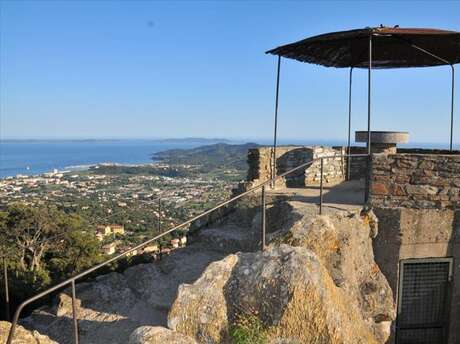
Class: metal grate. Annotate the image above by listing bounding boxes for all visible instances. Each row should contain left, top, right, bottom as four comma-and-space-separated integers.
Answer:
396, 260, 452, 344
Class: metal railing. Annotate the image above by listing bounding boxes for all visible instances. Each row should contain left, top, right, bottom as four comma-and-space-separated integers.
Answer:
2, 256, 10, 321
4, 153, 369, 344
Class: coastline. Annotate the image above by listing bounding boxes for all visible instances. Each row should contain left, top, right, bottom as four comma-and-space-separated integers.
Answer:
0, 161, 164, 180
0, 139, 213, 179
1, 139, 456, 179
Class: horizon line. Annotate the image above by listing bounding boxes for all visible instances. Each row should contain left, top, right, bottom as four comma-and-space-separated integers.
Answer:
1, 137, 458, 146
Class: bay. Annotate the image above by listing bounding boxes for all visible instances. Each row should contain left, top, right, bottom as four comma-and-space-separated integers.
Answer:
0, 139, 215, 178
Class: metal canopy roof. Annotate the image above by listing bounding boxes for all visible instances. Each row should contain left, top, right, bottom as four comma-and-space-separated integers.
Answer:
266, 26, 460, 68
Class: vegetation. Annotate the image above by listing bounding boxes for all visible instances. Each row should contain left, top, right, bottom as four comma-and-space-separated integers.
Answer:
1, 204, 96, 272
0, 203, 103, 318
91, 142, 258, 181
230, 313, 268, 344
0, 142, 255, 320
47, 230, 104, 279
153, 143, 260, 175
89, 164, 197, 178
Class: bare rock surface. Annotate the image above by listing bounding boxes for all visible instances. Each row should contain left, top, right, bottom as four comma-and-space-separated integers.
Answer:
168, 204, 395, 344
0, 321, 57, 344
193, 225, 259, 253
168, 254, 238, 343
275, 202, 394, 342
16, 198, 394, 344
21, 245, 231, 344
128, 326, 198, 344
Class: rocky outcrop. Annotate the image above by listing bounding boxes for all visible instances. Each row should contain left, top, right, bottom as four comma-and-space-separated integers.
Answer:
128, 326, 198, 344
168, 205, 394, 344
0, 321, 57, 344
275, 203, 394, 343
21, 246, 229, 344
17, 199, 394, 344
168, 255, 238, 343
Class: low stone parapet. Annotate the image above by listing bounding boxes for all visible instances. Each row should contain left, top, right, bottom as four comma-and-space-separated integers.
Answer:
244, 145, 346, 190
370, 153, 460, 209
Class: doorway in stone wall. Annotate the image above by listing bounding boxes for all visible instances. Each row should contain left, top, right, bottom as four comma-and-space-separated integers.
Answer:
396, 258, 453, 344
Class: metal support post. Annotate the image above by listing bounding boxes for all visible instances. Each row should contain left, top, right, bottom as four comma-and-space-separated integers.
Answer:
272, 56, 281, 188
3, 258, 9, 321
261, 186, 266, 251
450, 65, 455, 151
405, 42, 455, 150
71, 280, 79, 344
158, 198, 161, 232
347, 67, 353, 180
365, 33, 373, 203
319, 158, 324, 215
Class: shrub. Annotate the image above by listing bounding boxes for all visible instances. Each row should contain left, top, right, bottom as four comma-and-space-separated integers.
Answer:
230, 314, 267, 344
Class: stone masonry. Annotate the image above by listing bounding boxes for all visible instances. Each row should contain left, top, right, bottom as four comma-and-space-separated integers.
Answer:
243, 145, 460, 344
244, 146, 346, 190
370, 153, 460, 209
369, 150, 460, 344
334, 146, 368, 180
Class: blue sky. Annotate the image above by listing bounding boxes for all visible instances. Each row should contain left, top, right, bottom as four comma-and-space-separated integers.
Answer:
1, 1, 459, 146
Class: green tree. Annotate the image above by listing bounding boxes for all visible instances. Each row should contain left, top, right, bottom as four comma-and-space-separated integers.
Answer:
48, 230, 103, 280
0, 203, 82, 272
0, 210, 17, 259
1, 203, 105, 318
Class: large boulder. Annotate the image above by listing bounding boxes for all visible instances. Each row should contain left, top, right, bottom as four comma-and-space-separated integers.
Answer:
0, 321, 57, 344
168, 255, 238, 343
274, 203, 394, 343
168, 205, 395, 344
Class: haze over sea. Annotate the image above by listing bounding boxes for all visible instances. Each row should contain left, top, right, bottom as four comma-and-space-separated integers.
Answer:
1, 138, 454, 179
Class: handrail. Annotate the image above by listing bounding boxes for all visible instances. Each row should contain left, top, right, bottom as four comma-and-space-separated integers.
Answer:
5, 153, 369, 343
2, 257, 10, 321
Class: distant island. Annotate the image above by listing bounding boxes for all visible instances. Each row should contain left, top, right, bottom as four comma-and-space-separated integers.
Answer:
152, 137, 233, 144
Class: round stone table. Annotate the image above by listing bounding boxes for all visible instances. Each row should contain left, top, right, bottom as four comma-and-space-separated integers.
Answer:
355, 131, 409, 154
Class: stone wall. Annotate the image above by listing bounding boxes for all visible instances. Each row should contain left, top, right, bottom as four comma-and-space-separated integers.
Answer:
334, 146, 368, 180
303, 146, 345, 184
244, 146, 345, 190
372, 207, 460, 344
277, 146, 345, 186
331, 147, 460, 182
370, 153, 460, 209
245, 146, 297, 189
398, 148, 460, 155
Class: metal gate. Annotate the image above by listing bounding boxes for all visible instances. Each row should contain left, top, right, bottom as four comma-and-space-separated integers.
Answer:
396, 258, 453, 344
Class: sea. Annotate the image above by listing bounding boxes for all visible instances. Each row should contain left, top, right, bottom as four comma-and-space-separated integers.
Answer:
0, 139, 455, 179
0, 139, 216, 179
